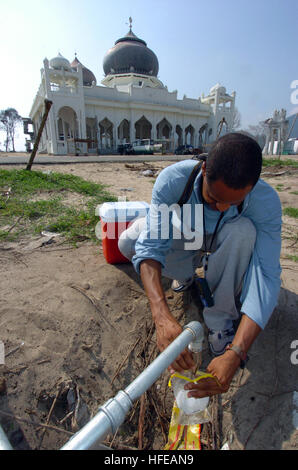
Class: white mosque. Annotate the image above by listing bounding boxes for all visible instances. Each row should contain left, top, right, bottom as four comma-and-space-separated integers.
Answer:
25, 20, 236, 155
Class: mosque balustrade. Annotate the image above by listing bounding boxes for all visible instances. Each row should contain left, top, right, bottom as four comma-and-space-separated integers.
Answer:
50, 83, 78, 95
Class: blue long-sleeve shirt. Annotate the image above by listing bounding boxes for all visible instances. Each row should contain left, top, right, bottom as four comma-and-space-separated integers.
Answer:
132, 160, 282, 329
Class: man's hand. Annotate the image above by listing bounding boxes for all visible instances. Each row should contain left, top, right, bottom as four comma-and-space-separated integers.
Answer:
184, 314, 262, 398
155, 314, 195, 373
184, 350, 241, 398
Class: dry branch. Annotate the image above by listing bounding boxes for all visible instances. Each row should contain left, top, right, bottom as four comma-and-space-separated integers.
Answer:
38, 383, 63, 448
0, 410, 73, 437
7, 215, 24, 233
69, 283, 116, 329
138, 393, 146, 450
261, 170, 287, 177
147, 390, 168, 445
111, 336, 141, 385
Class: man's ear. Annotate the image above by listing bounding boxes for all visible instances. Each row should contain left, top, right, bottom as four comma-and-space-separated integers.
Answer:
201, 161, 206, 177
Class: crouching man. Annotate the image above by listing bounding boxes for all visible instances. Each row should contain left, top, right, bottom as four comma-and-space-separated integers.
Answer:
119, 133, 282, 398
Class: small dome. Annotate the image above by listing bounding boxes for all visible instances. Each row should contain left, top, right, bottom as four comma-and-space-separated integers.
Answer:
210, 83, 226, 95
70, 56, 97, 86
49, 53, 71, 71
103, 28, 159, 77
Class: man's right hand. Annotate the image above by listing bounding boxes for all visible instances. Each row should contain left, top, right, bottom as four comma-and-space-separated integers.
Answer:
154, 311, 195, 373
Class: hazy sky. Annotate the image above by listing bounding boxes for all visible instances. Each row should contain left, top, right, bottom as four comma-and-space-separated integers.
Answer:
0, 0, 297, 150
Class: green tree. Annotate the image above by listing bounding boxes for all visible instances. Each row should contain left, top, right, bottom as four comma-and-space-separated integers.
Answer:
0, 108, 22, 152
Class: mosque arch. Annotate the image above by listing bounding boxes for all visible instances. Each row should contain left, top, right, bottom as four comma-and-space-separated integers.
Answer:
99, 117, 114, 149
135, 116, 152, 140
156, 118, 172, 140
57, 106, 78, 141
175, 125, 183, 147
199, 123, 208, 148
118, 119, 130, 142
86, 117, 98, 150
185, 124, 195, 146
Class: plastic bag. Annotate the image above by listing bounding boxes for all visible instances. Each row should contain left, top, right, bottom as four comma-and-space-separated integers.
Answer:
164, 370, 219, 450
171, 371, 210, 413
168, 370, 214, 425
164, 401, 203, 450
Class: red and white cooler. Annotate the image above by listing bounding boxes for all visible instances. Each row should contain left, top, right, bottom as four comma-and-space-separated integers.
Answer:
98, 201, 150, 264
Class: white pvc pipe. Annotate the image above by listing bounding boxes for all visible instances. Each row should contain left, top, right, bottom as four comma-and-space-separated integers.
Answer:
0, 424, 13, 450
61, 321, 203, 450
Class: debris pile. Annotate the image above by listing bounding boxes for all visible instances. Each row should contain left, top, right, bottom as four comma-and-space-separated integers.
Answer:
125, 162, 161, 178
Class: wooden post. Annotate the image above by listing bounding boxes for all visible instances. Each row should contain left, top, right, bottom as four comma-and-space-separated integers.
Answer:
26, 99, 53, 171
216, 117, 226, 139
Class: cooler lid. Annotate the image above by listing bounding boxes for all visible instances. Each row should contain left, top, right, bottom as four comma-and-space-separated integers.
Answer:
98, 201, 150, 222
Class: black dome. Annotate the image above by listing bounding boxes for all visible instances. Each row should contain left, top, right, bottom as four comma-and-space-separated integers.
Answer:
103, 29, 159, 77
70, 56, 97, 86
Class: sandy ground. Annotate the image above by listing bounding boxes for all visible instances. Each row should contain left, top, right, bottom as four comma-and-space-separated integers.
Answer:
0, 156, 297, 450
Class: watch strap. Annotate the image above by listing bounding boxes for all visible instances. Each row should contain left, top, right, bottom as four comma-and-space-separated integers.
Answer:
225, 343, 248, 369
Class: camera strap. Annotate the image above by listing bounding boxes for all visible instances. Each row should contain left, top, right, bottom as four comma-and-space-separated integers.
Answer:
177, 160, 224, 275
198, 172, 225, 274
202, 208, 224, 275
176, 156, 244, 276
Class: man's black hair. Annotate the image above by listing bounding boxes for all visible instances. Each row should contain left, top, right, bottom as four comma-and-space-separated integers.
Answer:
206, 133, 263, 189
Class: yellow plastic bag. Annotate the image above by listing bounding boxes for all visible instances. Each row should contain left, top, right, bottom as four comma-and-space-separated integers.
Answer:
168, 370, 220, 389
164, 370, 219, 450
164, 400, 203, 450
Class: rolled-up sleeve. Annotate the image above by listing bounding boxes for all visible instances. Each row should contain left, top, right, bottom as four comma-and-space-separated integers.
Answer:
131, 162, 196, 274
132, 185, 174, 274
240, 181, 282, 329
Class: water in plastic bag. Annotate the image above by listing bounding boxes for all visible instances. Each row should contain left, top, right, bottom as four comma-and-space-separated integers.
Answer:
169, 370, 212, 426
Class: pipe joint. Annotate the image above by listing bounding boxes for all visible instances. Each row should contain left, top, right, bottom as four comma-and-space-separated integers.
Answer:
183, 321, 203, 341
98, 390, 133, 434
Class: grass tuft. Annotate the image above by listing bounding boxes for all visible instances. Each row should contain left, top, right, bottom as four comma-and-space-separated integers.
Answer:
283, 207, 298, 218
0, 169, 117, 244
262, 158, 298, 168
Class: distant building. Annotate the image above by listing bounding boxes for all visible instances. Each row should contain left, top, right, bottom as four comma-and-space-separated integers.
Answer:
25, 24, 236, 155
262, 110, 298, 155
287, 112, 298, 139
284, 112, 298, 154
